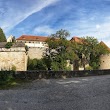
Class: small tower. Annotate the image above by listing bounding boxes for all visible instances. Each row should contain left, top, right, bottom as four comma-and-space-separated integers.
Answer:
7, 35, 15, 42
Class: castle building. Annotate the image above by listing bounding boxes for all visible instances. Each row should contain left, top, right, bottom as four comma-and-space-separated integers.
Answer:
15, 35, 110, 70
16, 35, 48, 48
70, 37, 110, 70
16, 35, 49, 59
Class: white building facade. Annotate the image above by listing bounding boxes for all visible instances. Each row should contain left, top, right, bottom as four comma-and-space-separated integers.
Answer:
16, 35, 48, 59
16, 35, 48, 48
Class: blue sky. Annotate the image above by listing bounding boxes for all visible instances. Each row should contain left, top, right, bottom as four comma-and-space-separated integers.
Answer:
0, 0, 110, 47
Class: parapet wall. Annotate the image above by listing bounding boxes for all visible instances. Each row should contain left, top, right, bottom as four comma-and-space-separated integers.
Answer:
15, 69, 110, 79
0, 47, 25, 52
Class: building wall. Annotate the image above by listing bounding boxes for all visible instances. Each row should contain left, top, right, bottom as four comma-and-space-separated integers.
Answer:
16, 40, 47, 48
28, 47, 46, 59
25, 42, 46, 48
99, 54, 110, 69
0, 51, 27, 71
7, 35, 14, 42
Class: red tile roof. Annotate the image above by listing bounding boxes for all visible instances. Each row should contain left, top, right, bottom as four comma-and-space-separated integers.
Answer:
16, 35, 48, 42
100, 41, 110, 51
70, 36, 84, 44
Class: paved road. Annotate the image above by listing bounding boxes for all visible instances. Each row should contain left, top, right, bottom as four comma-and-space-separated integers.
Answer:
0, 75, 110, 110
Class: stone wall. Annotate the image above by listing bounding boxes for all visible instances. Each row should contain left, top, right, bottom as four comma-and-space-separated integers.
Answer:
99, 54, 110, 69
15, 69, 110, 80
28, 47, 46, 59
0, 51, 27, 71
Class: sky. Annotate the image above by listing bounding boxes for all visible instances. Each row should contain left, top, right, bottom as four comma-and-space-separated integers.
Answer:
0, 0, 110, 47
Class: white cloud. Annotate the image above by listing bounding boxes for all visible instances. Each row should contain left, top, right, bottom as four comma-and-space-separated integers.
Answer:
77, 22, 110, 47
33, 25, 55, 35
63, 17, 110, 47
0, 0, 59, 33
1, 0, 110, 48
96, 24, 101, 29
105, 40, 110, 47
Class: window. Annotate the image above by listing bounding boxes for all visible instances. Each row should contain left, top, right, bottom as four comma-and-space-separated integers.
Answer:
43, 42, 46, 44
35, 41, 40, 44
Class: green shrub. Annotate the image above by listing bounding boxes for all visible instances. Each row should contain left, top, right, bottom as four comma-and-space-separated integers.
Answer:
25, 45, 29, 51
85, 66, 93, 70
85, 72, 89, 75
0, 71, 14, 85
27, 58, 47, 70
5, 42, 13, 49
11, 65, 16, 71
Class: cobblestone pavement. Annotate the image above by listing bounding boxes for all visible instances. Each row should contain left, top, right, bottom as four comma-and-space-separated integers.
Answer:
0, 75, 110, 110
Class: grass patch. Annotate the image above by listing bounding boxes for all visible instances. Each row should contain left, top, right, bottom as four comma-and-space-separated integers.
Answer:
0, 79, 32, 90
0, 70, 32, 90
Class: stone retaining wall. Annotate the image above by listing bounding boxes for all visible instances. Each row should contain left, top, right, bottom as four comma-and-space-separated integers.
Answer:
0, 52, 27, 71
15, 69, 110, 80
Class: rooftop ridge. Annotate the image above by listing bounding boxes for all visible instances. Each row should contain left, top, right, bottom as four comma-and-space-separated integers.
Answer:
16, 35, 49, 42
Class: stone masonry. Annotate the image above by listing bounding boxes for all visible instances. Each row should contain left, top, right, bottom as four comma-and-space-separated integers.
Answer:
28, 47, 46, 59
99, 54, 110, 70
0, 42, 27, 71
0, 52, 27, 71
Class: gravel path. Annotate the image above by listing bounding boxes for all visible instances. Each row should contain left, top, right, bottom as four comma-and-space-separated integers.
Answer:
0, 75, 110, 110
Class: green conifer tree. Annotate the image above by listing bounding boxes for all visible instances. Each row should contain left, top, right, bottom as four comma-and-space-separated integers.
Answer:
0, 28, 6, 42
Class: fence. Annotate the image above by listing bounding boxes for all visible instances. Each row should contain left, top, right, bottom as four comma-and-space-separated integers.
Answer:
14, 69, 110, 80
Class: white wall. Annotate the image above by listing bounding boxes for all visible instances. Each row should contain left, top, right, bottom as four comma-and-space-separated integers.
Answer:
25, 42, 45, 48
7, 35, 14, 42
